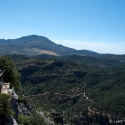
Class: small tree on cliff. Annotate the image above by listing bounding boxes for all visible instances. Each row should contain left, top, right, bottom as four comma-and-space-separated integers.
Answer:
0, 55, 21, 90
0, 94, 13, 125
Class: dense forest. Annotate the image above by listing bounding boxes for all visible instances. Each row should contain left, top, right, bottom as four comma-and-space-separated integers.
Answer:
3, 54, 124, 125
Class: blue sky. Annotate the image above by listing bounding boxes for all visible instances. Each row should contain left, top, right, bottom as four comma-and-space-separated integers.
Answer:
0, 0, 125, 54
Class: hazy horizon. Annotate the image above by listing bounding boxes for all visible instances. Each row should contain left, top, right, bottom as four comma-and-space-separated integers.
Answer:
0, 34, 124, 55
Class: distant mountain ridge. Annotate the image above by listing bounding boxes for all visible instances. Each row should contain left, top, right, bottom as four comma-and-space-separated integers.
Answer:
0, 35, 99, 56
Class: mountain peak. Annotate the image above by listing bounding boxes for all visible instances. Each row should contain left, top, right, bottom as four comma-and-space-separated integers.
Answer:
16, 35, 47, 40
0, 35, 98, 56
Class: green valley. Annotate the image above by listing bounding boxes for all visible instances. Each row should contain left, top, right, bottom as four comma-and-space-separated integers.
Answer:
7, 54, 125, 125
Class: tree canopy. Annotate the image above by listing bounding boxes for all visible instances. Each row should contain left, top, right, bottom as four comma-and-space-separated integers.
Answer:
0, 56, 21, 90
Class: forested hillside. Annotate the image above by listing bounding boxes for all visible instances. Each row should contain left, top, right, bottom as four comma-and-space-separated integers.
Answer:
7, 54, 125, 125
33, 54, 125, 69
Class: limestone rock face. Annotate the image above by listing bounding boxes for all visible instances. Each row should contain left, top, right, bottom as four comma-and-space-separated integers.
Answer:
6, 116, 18, 125
18, 103, 34, 116
1, 83, 10, 94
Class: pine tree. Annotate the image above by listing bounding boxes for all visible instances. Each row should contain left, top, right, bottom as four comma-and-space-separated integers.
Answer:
0, 55, 21, 90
